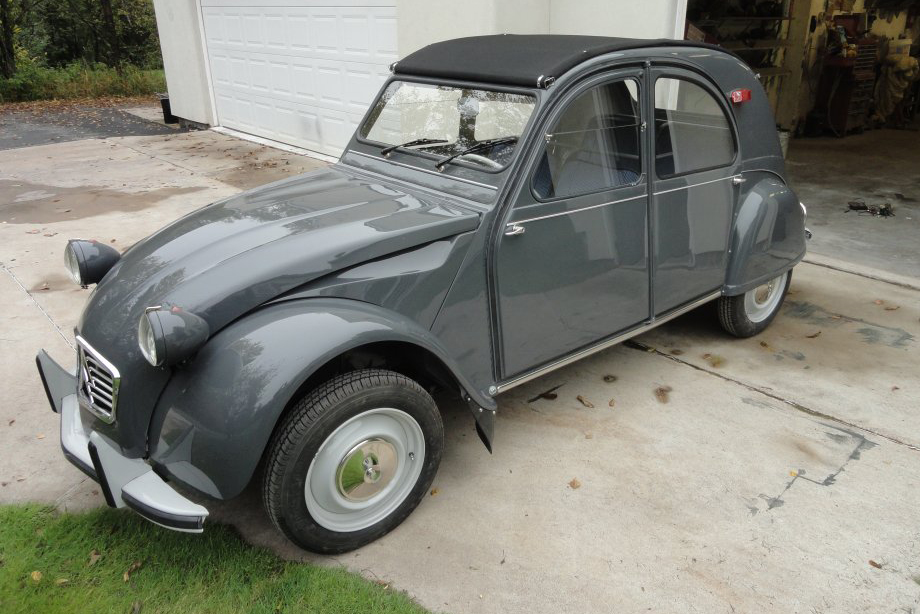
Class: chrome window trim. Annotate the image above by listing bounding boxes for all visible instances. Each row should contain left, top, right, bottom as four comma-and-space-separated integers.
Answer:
494, 290, 721, 394
75, 335, 120, 424
346, 150, 499, 190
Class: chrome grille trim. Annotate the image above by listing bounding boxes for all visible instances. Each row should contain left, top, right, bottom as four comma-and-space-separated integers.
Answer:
75, 335, 121, 424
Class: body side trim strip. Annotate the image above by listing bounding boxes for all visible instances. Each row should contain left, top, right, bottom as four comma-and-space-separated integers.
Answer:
494, 290, 721, 394
511, 192, 646, 225
347, 150, 499, 190
653, 174, 735, 196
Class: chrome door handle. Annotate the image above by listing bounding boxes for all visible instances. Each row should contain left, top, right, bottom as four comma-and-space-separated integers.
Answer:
504, 223, 526, 236
731, 175, 747, 185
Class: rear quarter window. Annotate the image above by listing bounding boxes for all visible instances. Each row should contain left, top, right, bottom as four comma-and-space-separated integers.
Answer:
654, 78, 735, 177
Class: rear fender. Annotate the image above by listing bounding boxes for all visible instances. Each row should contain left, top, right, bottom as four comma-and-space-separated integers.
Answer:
723, 173, 806, 295
148, 298, 495, 499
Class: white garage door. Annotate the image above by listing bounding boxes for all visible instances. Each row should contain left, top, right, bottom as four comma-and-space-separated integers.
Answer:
201, 0, 397, 157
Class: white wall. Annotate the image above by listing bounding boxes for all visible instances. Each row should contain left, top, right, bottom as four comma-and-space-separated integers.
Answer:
398, 0, 685, 57
549, 0, 686, 40
152, 0, 215, 125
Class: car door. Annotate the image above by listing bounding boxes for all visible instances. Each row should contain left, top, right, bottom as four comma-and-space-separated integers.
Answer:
649, 68, 740, 315
495, 70, 650, 378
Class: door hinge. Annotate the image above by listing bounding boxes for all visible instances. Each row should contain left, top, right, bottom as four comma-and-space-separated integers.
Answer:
504, 223, 525, 236
731, 175, 747, 185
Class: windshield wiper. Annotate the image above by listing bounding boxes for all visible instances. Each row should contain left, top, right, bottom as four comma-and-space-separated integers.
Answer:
380, 138, 448, 157
434, 136, 518, 171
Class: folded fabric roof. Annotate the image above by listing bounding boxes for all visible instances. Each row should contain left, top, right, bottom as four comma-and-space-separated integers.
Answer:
393, 34, 734, 88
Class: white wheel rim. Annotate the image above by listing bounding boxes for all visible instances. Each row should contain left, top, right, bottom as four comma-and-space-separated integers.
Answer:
305, 408, 425, 533
744, 272, 787, 323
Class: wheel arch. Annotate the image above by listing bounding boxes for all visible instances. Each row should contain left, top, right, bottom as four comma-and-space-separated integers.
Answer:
147, 298, 494, 501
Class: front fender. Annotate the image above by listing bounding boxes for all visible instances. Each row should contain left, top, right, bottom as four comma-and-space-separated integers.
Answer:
148, 298, 495, 500
723, 173, 806, 295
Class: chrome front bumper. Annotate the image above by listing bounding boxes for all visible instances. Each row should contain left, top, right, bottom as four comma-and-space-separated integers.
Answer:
36, 350, 209, 533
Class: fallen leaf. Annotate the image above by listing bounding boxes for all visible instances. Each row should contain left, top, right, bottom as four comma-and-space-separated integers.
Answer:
891, 386, 899, 392
608, 399, 616, 408
568, 478, 581, 490
123, 560, 143, 582
8, 419, 14, 426
26, 229, 40, 234
805, 331, 822, 339
88, 549, 101, 566
874, 300, 884, 305
759, 341, 773, 351
584, 432, 593, 439
576, 395, 594, 408
16, 477, 25, 482
36, 434, 45, 440
830, 314, 842, 319
603, 374, 617, 383
430, 488, 439, 496
31, 571, 43, 582
869, 560, 882, 569
789, 470, 799, 477
670, 349, 684, 355
654, 386, 672, 403
54, 578, 69, 586
703, 354, 726, 368
885, 306, 900, 311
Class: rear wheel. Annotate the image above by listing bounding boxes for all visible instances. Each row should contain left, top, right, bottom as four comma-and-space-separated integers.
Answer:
717, 270, 791, 338
263, 369, 443, 553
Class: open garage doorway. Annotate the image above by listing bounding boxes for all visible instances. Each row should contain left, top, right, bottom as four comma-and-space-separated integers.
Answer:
686, 0, 920, 282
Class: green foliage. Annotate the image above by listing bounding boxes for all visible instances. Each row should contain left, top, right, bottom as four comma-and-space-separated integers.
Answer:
0, 505, 429, 614
0, 60, 164, 102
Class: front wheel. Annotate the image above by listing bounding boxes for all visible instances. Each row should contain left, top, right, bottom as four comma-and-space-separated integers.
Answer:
262, 369, 443, 553
717, 270, 791, 338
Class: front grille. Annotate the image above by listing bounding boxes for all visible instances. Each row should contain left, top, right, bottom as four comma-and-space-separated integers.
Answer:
76, 336, 121, 423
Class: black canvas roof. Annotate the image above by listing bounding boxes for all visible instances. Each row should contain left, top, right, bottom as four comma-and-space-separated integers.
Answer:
393, 34, 733, 88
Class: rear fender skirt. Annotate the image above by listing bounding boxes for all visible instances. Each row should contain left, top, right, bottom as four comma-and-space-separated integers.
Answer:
723, 173, 806, 296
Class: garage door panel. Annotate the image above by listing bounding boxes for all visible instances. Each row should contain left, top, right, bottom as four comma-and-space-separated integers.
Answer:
203, 2, 395, 156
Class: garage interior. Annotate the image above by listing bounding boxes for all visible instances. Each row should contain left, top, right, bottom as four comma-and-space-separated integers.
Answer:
686, 0, 920, 280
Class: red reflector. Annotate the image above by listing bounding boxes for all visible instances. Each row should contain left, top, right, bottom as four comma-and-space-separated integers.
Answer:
730, 89, 752, 104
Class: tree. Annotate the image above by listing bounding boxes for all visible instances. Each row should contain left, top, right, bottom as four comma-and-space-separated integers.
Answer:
0, 0, 15, 78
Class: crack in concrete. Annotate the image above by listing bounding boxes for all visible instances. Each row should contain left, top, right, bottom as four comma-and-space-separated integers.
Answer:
623, 339, 920, 453
758, 433, 877, 511
803, 257, 920, 292
0, 261, 73, 350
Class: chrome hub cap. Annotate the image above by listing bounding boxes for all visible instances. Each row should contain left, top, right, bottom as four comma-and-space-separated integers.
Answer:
743, 272, 788, 323
336, 438, 397, 502
305, 408, 424, 533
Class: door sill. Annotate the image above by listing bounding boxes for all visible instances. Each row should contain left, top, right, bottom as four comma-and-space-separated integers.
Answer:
494, 290, 721, 394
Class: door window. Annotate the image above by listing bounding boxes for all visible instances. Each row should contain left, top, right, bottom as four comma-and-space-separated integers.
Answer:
654, 77, 735, 177
532, 79, 642, 200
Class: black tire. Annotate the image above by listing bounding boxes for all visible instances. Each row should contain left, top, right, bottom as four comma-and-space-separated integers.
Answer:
262, 369, 443, 554
717, 270, 792, 338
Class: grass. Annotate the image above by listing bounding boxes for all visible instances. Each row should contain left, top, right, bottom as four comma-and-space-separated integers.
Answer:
0, 62, 166, 103
0, 505, 429, 614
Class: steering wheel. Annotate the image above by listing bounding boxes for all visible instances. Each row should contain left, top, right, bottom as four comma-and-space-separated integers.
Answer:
459, 153, 504, 169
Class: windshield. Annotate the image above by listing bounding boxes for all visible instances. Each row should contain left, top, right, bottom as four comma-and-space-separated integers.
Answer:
360, 81, 536, 171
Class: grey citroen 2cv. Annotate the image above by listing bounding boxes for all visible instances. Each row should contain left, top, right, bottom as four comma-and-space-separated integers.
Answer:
36, 35, 807, 553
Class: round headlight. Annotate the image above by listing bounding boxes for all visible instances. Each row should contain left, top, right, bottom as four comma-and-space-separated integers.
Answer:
138, 307, 209, 367
138, 310, 162, 366
64, 244, 83, 285
64, 239, 121, 287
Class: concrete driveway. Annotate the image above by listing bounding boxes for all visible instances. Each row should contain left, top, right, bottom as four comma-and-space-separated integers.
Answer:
2, 126, 919, 614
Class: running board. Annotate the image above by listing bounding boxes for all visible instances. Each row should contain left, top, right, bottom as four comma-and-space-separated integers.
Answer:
494, 291, 721, 394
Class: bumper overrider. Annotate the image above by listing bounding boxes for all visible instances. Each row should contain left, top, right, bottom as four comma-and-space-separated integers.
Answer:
35, 349, 208, 533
